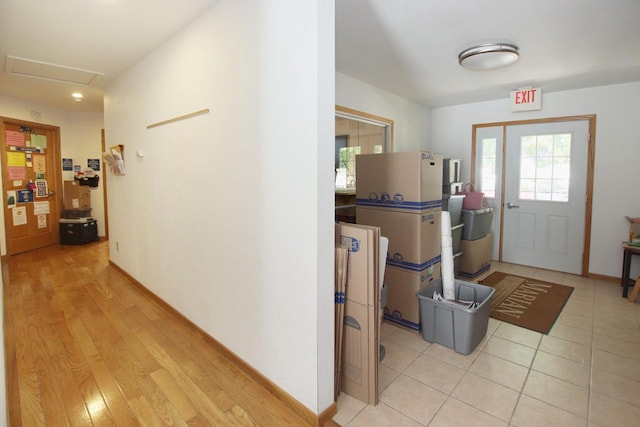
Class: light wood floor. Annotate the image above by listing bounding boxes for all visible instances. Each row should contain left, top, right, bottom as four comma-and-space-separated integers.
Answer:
3, 241, 332, 426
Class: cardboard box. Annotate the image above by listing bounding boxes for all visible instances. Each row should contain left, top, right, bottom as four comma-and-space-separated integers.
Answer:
624, 217, 640, 243
63, 180, 91, 209
357, 206, 441, 272
459, 233, 492, 278
356, 151, 443, 213
383, 262, 441, 331
632, 223, 640, 243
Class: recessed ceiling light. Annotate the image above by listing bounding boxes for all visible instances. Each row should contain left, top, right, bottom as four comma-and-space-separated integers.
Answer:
71, 92, 84, 102
458, 43, 519, 71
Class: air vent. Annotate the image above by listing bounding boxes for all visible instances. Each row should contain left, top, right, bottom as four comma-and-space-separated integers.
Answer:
5, 55, 104, 86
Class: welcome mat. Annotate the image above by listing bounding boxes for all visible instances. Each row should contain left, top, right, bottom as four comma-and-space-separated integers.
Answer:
478, 272, 574, 334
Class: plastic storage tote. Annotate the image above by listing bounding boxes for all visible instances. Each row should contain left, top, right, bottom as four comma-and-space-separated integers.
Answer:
417, 278, 495, 354
461, 207, 493, 240
443, 194, 465, 226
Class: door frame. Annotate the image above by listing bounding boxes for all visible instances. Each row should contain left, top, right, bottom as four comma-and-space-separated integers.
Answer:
471, 114, 596, 276
101, 129, 109, 240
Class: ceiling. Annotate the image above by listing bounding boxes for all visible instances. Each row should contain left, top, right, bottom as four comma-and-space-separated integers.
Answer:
336, 0, 640, 107
1, 0, 639, 113
0, 0, 220, 113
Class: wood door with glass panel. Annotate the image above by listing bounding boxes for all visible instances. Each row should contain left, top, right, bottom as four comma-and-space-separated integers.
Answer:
1, 117, 61, 255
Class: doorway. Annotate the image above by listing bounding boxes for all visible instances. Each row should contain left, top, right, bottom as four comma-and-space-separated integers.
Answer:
472, 116, 595, 275
1, 117, 62, 255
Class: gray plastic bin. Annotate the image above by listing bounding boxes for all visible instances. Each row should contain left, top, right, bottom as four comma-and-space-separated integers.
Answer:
461, 208, 493, 240
417, 278, 495, 354
443, 194, 465, 225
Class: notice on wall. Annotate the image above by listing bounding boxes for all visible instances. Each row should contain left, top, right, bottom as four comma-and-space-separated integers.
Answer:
88, 158, 100, 171
33, 154, 46, 173
7, 166, 26, 180
12, 206, 27, 226
34, 201, 50, 215
5, 130, 25, 146
6, 191, 16, 208
37, 214, 47, 229
7, 151, 26, 166
35, 180, 48, 198
31, 134, 47, 148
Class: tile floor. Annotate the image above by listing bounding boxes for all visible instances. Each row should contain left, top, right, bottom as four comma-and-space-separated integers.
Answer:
332, 262, 640, 427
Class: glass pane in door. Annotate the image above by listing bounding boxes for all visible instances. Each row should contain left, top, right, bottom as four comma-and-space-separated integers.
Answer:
519, 133, 571, 202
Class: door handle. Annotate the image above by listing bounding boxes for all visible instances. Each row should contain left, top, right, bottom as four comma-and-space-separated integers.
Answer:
506, 202, 520, 209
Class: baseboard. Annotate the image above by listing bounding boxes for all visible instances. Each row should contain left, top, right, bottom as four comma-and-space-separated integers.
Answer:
587, 272, 619, 283
108, 260, 337, 427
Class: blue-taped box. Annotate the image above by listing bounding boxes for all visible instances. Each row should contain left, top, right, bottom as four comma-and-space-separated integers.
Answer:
383, 262, 441, 331
355, 151, 443, 213
417, 279, 495, 354
357, 206, 441, 272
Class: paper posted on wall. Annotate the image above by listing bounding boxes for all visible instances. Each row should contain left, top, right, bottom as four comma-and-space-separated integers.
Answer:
103, 145, 125, 176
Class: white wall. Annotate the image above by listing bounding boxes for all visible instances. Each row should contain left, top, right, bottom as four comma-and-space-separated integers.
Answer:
0, 94, 105, 255
430, 82, 640, 278
336, 72, 430, 151
104, 0, 334, 414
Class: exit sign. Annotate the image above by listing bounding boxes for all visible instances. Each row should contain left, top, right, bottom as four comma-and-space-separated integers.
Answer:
510, 87, 541, 111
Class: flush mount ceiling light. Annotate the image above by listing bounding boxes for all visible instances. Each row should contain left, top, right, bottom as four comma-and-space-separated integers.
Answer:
458, 43, 519, 71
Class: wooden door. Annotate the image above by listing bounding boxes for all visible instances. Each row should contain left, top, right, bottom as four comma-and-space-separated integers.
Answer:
1, 117, 61, 255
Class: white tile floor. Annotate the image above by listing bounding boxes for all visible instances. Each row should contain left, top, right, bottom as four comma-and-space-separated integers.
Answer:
333, 262, 640, 427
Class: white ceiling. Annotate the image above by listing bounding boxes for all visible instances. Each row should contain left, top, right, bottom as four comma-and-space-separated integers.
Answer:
1, 0, 639, 113
336, 0, 640, 107
0, 0, 220, 113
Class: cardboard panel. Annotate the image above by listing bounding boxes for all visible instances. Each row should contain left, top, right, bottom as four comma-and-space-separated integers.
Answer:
357, 206, 441, 271
335, 222, 380, 405
356, 151, 443, 213
340, 300, 378, 405
335, 223, 379, 307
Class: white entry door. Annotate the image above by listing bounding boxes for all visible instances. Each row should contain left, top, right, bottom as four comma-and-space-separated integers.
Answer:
502, 121, 589, 274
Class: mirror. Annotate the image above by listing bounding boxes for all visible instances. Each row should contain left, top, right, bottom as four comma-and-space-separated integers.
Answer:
335, 106, 394, 222
335, 106, 393, 190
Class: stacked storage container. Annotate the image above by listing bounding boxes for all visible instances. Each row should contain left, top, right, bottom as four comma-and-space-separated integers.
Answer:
355, 152, 443, 331
442, 159, 463, 196
459, 207, 493, 277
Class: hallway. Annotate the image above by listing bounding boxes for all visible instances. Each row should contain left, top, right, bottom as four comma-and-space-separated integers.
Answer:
2, 241, 314, 426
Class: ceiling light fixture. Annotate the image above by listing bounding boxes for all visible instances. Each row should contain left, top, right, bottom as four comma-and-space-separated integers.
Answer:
458, 43, 519, 71
71, 92, 84, 102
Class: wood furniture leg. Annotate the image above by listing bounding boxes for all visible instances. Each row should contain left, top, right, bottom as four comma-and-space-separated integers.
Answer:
622, 247, 633, 298
629, 276, 640, 302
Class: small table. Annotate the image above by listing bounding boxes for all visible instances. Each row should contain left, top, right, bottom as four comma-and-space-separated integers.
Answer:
621, 243, 640, 297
